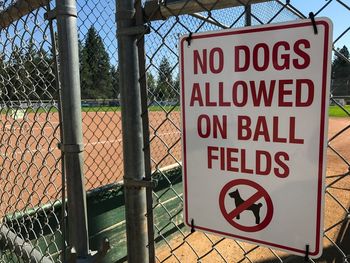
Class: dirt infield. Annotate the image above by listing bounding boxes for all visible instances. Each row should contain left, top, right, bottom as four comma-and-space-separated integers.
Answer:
82, 110, 181, 188
1, 112, 349, 261
0, 110, 182, 215
156, 117, 350, 262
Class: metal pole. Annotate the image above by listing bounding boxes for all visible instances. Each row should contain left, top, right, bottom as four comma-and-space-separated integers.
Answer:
116, 0, 149, 262
144, 0, 270, 21
0, 225, 54, 263
134, 0, 156, 262
47, 3, 68, 260
245, 3, 252, 26
55, 0, 90, 259
191, 13, 229, 29
0, 0, 48, 29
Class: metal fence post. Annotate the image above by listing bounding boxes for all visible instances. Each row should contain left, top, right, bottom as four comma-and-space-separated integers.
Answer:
245, 3, 252, 26
134, 1, 156, 262
116, 0, 149, 262
54, 0, 90, 259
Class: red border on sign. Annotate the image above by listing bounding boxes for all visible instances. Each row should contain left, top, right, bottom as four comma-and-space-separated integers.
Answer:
180, 19, 330, 256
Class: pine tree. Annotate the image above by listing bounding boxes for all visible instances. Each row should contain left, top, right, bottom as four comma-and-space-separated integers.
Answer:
156, 56, 173, 101
23, 41, 56, 101
22, 41, 38, 101
147, 71, 156, 91
147, 72, 156, 104
78, 38, 84, 70
173, 73, 180, 99
2, 42, 56, 104
111, 65, 120, 99
33, 48, 56, 100
8, 45, 24, 102
332, 45, 350, 96
0, 53, 6, 102
80, 26, 113, 99
332, 46, 350, 78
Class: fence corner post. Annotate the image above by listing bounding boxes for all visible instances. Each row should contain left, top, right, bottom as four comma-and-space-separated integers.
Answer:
116, 0, 149, 262
54, 0, 90, 260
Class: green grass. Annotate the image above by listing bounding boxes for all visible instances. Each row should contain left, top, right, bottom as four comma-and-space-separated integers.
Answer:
0, 106, 181, 116
84, 105, 348, 117
2, 105, 349, 117
329, 105, 350, 117
81, 105, 180, 112
82, 106, 120, 112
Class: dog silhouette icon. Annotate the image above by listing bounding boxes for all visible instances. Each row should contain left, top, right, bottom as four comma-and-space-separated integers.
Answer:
229, 189, 263, 224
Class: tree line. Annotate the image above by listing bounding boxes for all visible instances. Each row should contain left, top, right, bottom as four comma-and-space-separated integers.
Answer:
0, 43, 56, 102
332, 45, 350, 97
1, 27, 349, 103
80, 27, 178, 101
0, 26, 179, 103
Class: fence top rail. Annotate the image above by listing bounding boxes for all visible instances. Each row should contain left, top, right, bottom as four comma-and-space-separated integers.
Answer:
144, 0, 272, 21
0, 0, 48, 29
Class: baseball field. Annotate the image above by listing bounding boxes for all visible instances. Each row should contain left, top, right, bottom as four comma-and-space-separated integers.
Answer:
0, 108, 349, 261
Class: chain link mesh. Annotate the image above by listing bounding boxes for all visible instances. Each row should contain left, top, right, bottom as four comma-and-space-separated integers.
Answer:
75, 0, 122, 191
0, 1, 63, 262
142, 0, 350, 262
1, 0, 349, 262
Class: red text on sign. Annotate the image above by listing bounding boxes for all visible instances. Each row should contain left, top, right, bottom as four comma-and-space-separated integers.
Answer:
197, 114, 227, 139
189, 79, 314, 108
193, 39, 311, 74
207, 146, 290, 178
194, 47, 224, 74
235, 39, 310, 72
238, 116, 304, 144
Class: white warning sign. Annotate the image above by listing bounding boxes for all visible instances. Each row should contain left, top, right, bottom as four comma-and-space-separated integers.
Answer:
180, 18, 333, 257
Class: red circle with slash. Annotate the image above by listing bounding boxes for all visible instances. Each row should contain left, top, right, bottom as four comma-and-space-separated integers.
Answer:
219, 179, 274, 232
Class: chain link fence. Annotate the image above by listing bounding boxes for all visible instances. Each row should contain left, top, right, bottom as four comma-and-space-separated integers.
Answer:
75, 0, 123, 191
0, 0, 349, 262
140, 0, 350, 262
0, 1, 63, 262
0, 0, 124, 261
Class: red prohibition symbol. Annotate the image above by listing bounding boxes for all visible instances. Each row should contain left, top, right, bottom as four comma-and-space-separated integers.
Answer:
219, 179, 274, 232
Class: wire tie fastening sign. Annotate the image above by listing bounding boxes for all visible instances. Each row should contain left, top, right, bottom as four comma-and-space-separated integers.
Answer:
309, 12, 318, 35
186, 32, 193, 47
305, 244, 310, 262
191, 219, 195, 233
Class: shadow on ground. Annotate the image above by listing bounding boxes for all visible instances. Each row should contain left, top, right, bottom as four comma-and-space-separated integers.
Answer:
259, 218, 350, 263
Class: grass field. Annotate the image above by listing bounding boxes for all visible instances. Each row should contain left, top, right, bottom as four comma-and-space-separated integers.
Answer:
82, 105, 350, 116
1, 107, 349, 262
2, 105, 350, 116
81, 105, 180, 112
328, 105, 350, 117
0, 105, 181, 115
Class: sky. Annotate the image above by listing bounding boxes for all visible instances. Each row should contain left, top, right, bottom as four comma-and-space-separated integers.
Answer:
279, 0, 350, 50
140, 0, 350, 76
72, 0, 350, 69
1, 0, 349, 68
